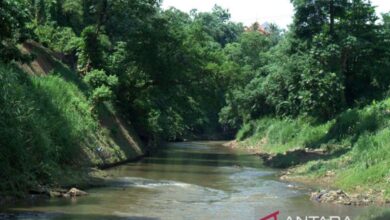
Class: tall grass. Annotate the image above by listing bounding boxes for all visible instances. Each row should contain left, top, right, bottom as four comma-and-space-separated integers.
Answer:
0, 64, 99, 195
239, 117, 331, 153
238, 98, 390, 194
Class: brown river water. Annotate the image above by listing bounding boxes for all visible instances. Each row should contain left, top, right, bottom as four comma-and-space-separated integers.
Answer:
0, 141, 386, 220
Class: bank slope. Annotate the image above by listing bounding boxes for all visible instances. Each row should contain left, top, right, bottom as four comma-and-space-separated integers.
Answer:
235, 99, 390, 202
0, 42, 144, 196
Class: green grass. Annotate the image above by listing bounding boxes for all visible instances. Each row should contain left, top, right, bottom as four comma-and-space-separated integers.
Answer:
0, 63, 142, 196
239, 117, 331, 153
238, 99, 390, 197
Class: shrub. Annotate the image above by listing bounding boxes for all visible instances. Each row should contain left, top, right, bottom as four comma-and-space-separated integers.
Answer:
84, 69, 118, 106
91, 85, 114, 104
33, 23, 81, 53
84, 69, 109, 88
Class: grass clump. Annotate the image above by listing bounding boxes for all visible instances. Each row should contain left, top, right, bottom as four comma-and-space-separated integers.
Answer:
238, 98, 390, 195
240, 117, 330, 153
0, 63, 139, 196
236, 122, 256, 141
0, 63, 98, 194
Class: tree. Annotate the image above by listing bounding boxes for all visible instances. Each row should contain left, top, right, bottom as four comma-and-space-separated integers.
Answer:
0, 0, 30, 62
191, 5, 243, 47
291, 0, 386, 106
291, 0, 348, 41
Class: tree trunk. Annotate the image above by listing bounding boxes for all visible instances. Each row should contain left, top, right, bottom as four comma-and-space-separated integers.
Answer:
329, 0, 335, 37
84, 0, 108, 73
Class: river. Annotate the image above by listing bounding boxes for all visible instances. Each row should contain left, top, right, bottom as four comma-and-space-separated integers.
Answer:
1, 141, 373, 219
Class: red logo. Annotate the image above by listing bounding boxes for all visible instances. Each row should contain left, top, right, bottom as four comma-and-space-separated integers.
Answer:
260, 211, 280, 220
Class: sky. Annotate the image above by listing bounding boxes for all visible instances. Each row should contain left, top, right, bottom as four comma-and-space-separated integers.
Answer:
162, 0, 390, 28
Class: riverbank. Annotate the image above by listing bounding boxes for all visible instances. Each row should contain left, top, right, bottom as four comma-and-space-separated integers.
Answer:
225, 106, 390, 207
0, 42, 146, 199
1, 141, 373, 220
0, 168, 101, 207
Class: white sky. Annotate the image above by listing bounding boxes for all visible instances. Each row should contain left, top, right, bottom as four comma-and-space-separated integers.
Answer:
162, 0, 390, 28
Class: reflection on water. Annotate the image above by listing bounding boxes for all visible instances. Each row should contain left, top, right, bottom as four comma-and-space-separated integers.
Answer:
1, 141, 385, 220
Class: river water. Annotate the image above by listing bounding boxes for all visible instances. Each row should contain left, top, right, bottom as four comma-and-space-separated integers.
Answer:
1, 141, 376, 219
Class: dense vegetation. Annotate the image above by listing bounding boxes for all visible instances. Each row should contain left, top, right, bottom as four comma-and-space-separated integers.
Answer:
220, 0, 390, 127
1, 0, 390, 199
0, 54, 145, 195
238, 99, 390, 197
227, 0, 390, 199
0, 64, 89, 193
227, 0, 390, 201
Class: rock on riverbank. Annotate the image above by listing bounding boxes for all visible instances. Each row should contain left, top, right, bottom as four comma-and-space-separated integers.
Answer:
30, 186, 88, 198
310, 189, 389, 206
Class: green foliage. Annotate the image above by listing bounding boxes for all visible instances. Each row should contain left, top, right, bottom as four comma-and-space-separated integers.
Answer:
0, 64, 98, 194
298, 70, 343, 118
0, 0, 30, 62
240, 96, 390, 194
84, 69, 118, 105
91, 85, 113, 104
78, 26, 110, 71
1, 0, 390, 196
218, 32, 277, 128
2, 0, 389, 144
240, 117, 330, 154
236, 122, 255, 141
240, 97, 390, 151
0, 0, 29, 40
291, 0, 348, 41
190, 5, 243, 46
33, 23, 81, 53
220, 0, 390, 133
84, 69, 118, 88
292, 0, 386, 105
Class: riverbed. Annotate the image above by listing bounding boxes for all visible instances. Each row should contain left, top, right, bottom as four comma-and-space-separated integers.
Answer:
1, 141, 372, 219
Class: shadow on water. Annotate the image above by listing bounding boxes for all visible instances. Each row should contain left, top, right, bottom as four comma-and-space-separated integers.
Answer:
110, 166, 240, 176
139, 147, 262, 168
0, 212, 159, 220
